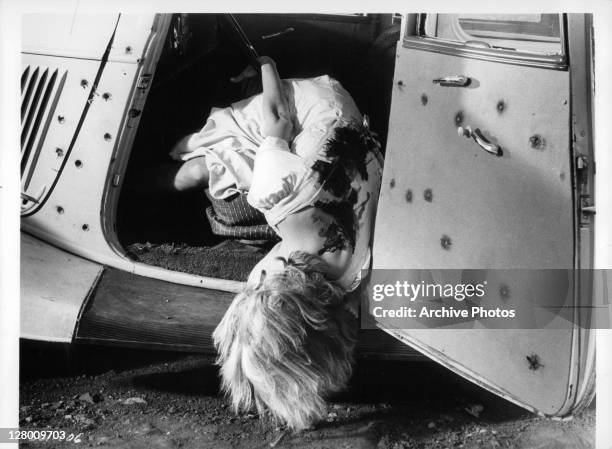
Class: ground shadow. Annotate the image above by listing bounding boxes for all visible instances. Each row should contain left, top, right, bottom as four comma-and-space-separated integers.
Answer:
21, 341, 531, 426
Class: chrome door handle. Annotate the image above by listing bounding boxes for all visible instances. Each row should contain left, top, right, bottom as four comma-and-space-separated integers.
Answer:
464, 40, 491, 49
457, 126, 503, 157
433, 75, 471, 87
261, 27, 295, 40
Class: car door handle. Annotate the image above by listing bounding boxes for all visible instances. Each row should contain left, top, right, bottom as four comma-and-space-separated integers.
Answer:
261, 27, 295, 40
457, 126, 503, 157
433, 75, 471, 87
464, 40, 491, 49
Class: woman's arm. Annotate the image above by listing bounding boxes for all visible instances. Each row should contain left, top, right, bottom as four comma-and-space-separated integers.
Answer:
259, 56, 294, 143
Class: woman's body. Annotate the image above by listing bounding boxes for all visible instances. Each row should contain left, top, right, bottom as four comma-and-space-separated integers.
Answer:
171, 58, 381, 291
172, 57, 383, 430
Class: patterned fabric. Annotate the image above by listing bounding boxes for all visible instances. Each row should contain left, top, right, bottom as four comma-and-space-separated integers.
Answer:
205, 190, 279, 241
247, 121, 384, 292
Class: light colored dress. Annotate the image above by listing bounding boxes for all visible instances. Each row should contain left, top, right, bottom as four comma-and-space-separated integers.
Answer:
170, 75, 361, 199
169, 75, 383, 291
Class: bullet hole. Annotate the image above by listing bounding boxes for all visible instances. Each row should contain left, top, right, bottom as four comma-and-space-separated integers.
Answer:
405, 189, 413, 203
563, 99, 568, 105
454, 111, 464, 126
55, 148, 64, 158
526, 354, 543, 370
22, 198, 28, 205
82, 224, 90, 231
496, 100, 506, 113
388, 178, 396, 189
102, 92, 112, 101
424, 189, 433, 202
56, 206, 64, 214
440, 235, 452, 250
397, 80, 404, 88
57, 115, 65, 124
75, 160, 83, 168
128, 108, 141, 118
125, 46, 132, 54
104, 133, 112, 141
80, 79, 88, 88
499, 284, 510, 299
421, 93, 428, 106
529, 134, 545, 150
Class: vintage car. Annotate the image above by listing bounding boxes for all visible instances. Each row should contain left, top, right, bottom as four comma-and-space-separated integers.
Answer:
21, 13, 601, 420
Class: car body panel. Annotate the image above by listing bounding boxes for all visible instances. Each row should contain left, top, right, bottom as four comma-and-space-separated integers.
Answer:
22, 14, 119, 60
22, 58, 145, 262
20, 232, 103, 343
21, 54, 105, 216
106, 14, 165, 64
21, 14, 157, 264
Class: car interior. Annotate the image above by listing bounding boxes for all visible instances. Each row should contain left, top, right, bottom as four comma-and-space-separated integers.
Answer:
117, 13, 399, 281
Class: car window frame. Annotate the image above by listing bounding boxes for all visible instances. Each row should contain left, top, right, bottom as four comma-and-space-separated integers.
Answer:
402, 13, 568, 71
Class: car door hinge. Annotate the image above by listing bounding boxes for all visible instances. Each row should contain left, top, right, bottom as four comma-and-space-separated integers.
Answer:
580, 195, 595, 225
575, 154, 594, 225
137, 74, 152, 90
126, 108, 142, 129
575, 154, 591, 189
112, 173, 121, 187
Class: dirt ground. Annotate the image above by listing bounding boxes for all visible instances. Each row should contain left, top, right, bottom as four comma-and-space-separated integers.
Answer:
18, 342, 595, 449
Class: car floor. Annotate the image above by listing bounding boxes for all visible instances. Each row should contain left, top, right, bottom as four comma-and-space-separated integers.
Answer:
125, 240, 270, 282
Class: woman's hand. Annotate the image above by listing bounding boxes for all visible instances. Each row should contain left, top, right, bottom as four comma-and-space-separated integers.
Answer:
229, 65, 257, 83
229, 57, 275, 83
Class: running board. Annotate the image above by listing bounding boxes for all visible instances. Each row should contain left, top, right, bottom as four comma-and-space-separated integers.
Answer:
75, 268, 423, 359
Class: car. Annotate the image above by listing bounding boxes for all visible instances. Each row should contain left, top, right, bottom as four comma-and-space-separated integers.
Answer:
20, 12, 601, 420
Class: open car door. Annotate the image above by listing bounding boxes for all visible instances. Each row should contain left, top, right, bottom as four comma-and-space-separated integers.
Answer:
369, 14, 595, 416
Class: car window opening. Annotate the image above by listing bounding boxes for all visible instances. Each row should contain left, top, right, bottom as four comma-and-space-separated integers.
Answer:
424, 14, 563, 56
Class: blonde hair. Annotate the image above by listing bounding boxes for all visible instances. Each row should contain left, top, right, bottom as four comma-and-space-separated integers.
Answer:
212, 251, 357, 430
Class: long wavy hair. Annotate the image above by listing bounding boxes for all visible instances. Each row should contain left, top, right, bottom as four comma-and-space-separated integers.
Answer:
212, 251, 358, 430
